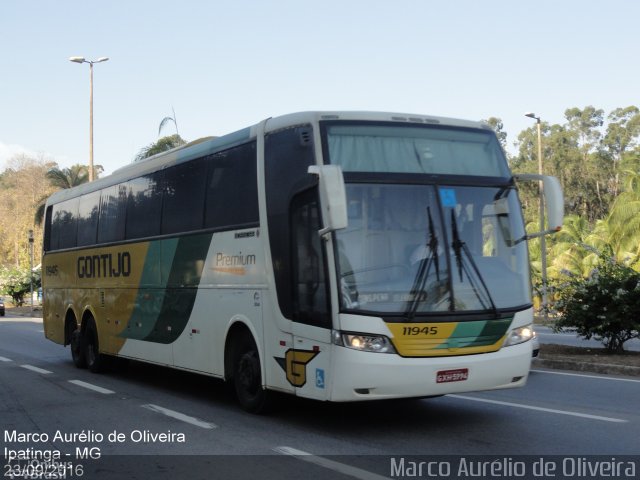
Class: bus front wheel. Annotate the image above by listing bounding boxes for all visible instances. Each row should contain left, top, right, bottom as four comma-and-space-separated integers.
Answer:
233, 334, 272, 414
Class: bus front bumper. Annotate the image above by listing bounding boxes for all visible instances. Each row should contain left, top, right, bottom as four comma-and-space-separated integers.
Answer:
328, 341, 532, 402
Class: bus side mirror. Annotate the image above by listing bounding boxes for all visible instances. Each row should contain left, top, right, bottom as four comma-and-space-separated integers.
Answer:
515, 174, 565, 237
308, 165, 348, 235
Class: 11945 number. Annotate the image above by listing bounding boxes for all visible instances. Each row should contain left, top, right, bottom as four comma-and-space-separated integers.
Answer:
402, 326, 439, 336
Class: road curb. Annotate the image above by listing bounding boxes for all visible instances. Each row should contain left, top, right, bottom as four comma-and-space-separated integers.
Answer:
533, 357, 640, 377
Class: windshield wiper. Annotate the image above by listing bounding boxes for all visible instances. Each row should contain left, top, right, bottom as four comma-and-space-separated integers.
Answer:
406, 207, 440, 319
450, 210, 498, 315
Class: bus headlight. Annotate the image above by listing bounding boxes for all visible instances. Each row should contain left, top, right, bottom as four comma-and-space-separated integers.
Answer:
332, 330, 396, 353
504, 324, 534, 347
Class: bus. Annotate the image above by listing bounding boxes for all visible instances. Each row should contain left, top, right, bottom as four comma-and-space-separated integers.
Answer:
42, 111, 563, 413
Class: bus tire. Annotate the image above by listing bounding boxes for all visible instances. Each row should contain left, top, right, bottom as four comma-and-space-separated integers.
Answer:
233, 334, 272, 414
70, 329, 87, 369
83, 318, 106, 373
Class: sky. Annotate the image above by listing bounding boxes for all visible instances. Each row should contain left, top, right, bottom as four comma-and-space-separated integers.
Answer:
1, 0, 639, 175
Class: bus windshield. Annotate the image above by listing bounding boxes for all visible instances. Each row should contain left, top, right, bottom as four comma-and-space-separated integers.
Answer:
324, 123, 530, 316
335, 183, 530, 315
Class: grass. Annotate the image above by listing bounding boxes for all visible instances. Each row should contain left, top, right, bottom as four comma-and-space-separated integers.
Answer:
539, 343, 640, 368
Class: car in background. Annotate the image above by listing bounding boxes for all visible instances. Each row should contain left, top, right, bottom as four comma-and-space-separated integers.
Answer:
0, 298, 5, 316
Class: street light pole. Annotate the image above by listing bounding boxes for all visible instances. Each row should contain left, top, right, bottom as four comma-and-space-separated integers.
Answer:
525, 112, 548, 322
69, 56, 109, 182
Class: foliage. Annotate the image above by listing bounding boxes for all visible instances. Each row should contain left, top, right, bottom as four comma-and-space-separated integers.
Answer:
34, 164, 97, 225
511, 105, 640, 225
554, 254, 640, 353
0, 155, 53, 268
46, 164, 91, 189
0, 266, 40, 307
159, 107, 180, 137
134, 134, 187, 162
484, 117, 508, 150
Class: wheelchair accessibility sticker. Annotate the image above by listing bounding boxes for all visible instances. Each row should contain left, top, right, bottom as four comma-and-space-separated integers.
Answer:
439, 188, 457, 207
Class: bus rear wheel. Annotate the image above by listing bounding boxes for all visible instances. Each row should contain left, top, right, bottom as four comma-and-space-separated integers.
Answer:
70, 329, 86, 369
233, 335, 272, 414
83, 319, 106, 373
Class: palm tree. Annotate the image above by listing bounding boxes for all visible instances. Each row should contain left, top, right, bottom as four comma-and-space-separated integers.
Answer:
135, 110, 187, 162
548, 215, 593, 278
606, 170, 640, 264
46, 165, 90, 189
134, 134, 187, 162
159, 107, 180, 137
34, 164, 95, 225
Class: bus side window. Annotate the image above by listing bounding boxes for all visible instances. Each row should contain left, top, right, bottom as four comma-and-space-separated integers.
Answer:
125, 172, 163, 240
51, 198, 79, 250
204, 142, 258, 230
290, 188, 331, 328
98, 184, 126, 244
77, 191, 101, 247
162, 158, 207, 234
43, 206, 53, 251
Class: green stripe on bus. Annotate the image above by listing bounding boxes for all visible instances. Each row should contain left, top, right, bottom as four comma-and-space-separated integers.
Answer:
435, 318, 511, 349
143, 234, 212, 343
121, 234, 212, 343
120, 240, 178, 340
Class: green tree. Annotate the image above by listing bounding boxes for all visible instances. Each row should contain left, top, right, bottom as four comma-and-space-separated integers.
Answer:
603, 106, 640, 164
564, 106, 604, 162
548, 214, 596, 278
484, 117, 508, 151
159, 107, 180, 137
0, 155, 52, 268
45, 164, 90, 189
512, 107, 616, 223
555, 254, 640, 353
0, 266, 39, 306
606, 170, 640, 265
34, 164, 97, 225
135, 134, 187, 162
603, 106, 640, 197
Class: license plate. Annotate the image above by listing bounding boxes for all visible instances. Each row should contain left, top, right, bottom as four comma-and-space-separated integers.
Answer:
436, 368, 469, 383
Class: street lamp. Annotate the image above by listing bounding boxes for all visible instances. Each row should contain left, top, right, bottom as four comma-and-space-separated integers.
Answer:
69, 56, 109, 182
525, 112, 548, 322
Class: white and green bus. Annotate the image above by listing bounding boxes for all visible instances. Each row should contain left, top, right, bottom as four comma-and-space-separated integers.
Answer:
42, 111, 563, 412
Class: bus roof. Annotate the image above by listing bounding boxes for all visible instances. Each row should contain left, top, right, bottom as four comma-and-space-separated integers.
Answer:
46, 111, 492, 205
263, 111, 489, 133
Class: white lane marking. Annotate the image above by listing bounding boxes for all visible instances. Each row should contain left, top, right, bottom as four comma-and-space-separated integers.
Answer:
20, 364, 53, 374
68, 380, 115, 394
274, 446, 390, 480
449, 394, 627, 423
141, 404, 217, 429
535, 331, 577, 337
532, 369, 640, 383
0, 356, 12, 362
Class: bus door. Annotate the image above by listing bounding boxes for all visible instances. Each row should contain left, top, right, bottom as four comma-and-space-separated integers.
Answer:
288, 187, 333, 400
264, 125, 333, 400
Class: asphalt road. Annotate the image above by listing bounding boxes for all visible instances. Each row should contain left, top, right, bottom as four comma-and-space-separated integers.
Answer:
534, 325, 640, 351
1, 315, 639, 480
